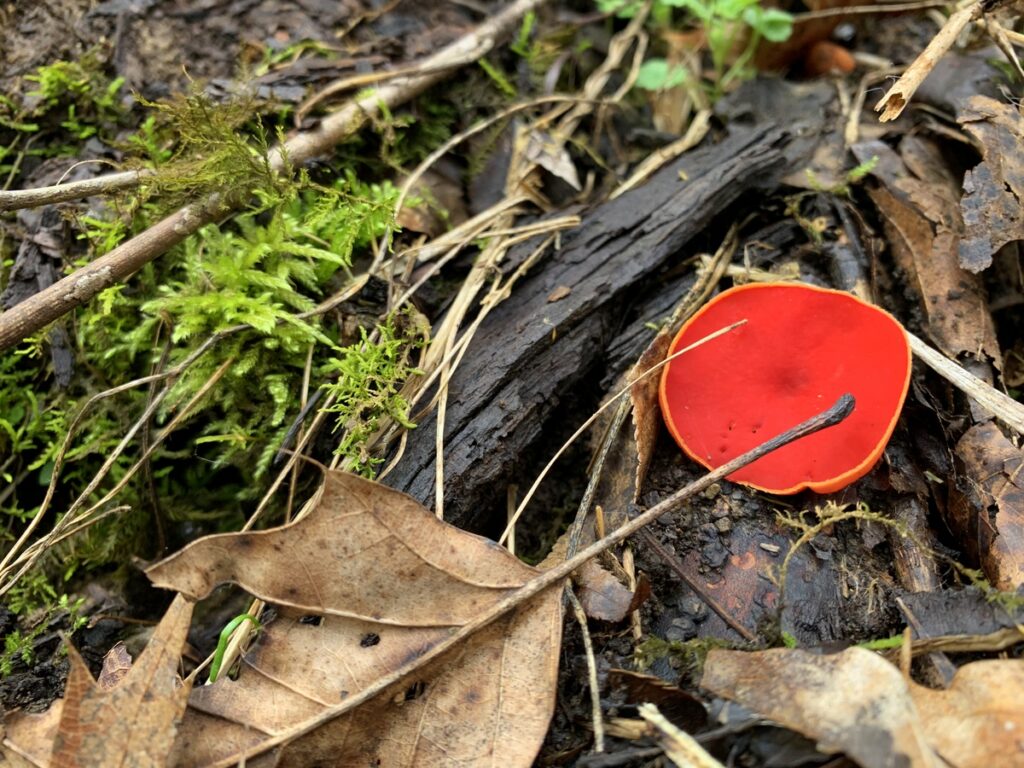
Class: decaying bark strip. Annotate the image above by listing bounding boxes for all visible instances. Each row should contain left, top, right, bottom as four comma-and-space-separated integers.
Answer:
385, 125, 792, 531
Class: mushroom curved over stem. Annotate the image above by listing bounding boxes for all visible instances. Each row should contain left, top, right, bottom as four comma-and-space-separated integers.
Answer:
659, 283, 911, 494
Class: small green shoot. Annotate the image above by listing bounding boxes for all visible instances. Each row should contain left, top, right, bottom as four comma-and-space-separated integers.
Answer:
511, 11, 538, 58
477, 58, 518, 98
805, 155, 879, 198
856, 635, 904, 651
208, 613, 261, 683
604, 0, 793, 99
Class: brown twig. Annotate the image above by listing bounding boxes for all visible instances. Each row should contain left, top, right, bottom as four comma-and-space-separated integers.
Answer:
874, 1, 981, 122
792, 0, 947, 22
636, 529, 757, 642
0, 0, 551, 353
0, 169, 153, 211
212, 393, 856, 765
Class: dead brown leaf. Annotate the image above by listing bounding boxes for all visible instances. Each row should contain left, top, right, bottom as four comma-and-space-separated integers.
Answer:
146, 471, 562, 767
575, 557, 635, 621
607, 670, 707, 732
912, 659, 1024, 767
957, 96, 1024, 273
522, 130, 581, 191
950, 422, 1024, 590
95, 642, 133, 689
395, 167, 468, 238
858, 139, 999, 363
701, 648, 1024, 768
702, 647, 936, 767
2, 595, 194, 768
630, 329, 672, 499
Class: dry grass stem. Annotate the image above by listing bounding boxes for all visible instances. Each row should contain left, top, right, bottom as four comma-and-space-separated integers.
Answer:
793, 0, 947, 22
908, 332, 1024, 434
639, 704, 726, 768
0, 356, 234, 593
874, 1, 980, 122
568, 588, 606, 753
610, 110, 712, 200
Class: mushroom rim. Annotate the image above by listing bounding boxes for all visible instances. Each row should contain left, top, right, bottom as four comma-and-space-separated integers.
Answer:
657, 281, 913, 496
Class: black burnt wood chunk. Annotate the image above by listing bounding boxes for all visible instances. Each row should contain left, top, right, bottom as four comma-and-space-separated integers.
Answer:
385, 125, 790, 531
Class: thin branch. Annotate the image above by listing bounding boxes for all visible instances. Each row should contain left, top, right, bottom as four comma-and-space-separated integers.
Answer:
874, 1, 981, 122
0, 169, 154, 211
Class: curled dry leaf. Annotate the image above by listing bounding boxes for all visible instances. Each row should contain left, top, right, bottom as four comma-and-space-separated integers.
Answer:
146, 471, 562, 767
522, 130, 581, 191
702, 648, 937, 767
912, 659, 1024, 768
2, 595, 194, 768
607, 670, 707, 733
949, 422, 1024, 590
957, 96, 1024, 273
575, 558, 637, 622
702, 648, 1024, 768
630, 329, 672, 499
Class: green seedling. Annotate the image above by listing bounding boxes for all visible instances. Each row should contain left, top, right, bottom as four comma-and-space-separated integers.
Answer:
601, 0, 793, 99
209, 613, 261, 683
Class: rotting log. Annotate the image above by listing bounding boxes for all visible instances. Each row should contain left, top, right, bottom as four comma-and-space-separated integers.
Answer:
385, 124, 794, 532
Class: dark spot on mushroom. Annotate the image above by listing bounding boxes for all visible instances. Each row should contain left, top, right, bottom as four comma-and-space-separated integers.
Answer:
360, 632, 380, 647
464, 689, 481, 704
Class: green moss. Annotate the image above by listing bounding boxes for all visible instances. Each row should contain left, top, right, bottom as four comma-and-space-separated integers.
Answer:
322, 310, 427, 476
634, 635, 738, 680
1, 79, 429, 620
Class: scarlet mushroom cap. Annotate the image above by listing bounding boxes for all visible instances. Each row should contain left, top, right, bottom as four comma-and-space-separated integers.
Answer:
658, 283, 911, 494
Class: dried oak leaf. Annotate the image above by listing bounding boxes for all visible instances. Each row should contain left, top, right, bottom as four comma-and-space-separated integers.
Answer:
2, 595, 193, 768
950, 422, 1024, 590
146, 471, 562, 767
702, 647, 1024, 768
958, 96, 1024, 273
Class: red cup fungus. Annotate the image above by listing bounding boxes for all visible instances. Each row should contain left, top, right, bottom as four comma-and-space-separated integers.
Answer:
658, 283, 911, 494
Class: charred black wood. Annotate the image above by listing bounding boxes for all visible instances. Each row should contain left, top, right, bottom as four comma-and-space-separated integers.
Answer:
385, 125, 796, 532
